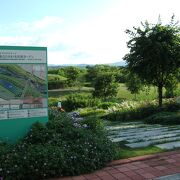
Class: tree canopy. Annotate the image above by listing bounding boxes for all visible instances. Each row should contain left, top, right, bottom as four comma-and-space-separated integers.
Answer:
123, 16, 180, 106
93, 72, 118, 98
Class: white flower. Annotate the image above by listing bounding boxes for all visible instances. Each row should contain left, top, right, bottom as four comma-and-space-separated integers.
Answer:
83, 124, 88, 128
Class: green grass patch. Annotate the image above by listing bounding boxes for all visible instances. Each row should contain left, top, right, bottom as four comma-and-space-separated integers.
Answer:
117, 84, 159, 101
114, 145, 165, 160
48, 87, 93, 99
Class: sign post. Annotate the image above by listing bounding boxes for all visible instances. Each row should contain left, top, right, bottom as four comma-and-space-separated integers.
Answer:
0, 46, 48, 143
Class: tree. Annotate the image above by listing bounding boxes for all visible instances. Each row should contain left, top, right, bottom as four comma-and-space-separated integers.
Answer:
123, 16, 180, 107
62, 66, 81, 86
48, 74, 67, 89
93, 73, 118, 98
86, 65, 120, 85
165, 74, 178, 98
125, 72, 144, 100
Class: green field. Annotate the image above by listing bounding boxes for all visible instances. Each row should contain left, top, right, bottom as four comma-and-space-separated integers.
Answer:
49, 82, 180, 101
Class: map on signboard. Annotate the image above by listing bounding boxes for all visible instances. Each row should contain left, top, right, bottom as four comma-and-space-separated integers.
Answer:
0, 64, 47, 109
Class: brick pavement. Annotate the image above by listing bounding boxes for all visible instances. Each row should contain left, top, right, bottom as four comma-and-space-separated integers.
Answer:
53, 150, 180, 180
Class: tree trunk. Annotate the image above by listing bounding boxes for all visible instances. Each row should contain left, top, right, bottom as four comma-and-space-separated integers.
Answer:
158, 85, 163, 107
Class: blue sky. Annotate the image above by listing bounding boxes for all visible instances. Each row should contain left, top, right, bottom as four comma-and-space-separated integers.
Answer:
0, 0, 180, 65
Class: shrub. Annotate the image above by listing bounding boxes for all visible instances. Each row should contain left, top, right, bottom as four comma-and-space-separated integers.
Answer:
48, 97, 60, 107
145, 111, 180, 125
0, 111, 115, 179
97, 102, 118, 109
48, 74, 68, 89
62, 93, 100, 111
80, 116, 105, 133
78, 107, 106, 117
104, 99, 179, 121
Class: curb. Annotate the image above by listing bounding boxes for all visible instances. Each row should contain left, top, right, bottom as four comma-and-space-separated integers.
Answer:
107, 149, 180, 167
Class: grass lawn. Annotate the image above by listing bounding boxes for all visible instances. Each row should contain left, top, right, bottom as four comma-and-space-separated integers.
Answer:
114, 145, 166, 160
117, 83, 158, 101
48, 86, 93, 99
48, 83, 178, 102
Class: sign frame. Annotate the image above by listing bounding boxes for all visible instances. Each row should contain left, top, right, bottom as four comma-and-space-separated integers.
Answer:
0, 46, 48, 143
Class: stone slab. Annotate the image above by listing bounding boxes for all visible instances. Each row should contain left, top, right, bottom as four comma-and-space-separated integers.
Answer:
154, 173, 180, 180
127, 131, 180, 143
155, 141, 180, 150
126, 137, 180, 148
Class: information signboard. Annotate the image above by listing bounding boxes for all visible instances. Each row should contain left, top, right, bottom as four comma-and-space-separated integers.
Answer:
0, 46, 48, 142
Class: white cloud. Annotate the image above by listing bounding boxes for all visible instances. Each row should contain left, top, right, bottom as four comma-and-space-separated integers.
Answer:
10, 16, 63, 34
0, 1, 180, 65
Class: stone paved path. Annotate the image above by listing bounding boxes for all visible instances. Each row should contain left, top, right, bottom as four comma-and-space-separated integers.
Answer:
107, 122, 180, 149
55, 150, 180, 180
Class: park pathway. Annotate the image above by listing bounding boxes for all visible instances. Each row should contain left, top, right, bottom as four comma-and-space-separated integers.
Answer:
53, 150, 180, 180
107, 122, 180, 149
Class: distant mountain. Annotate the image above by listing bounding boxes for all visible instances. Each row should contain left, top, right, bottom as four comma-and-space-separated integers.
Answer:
106, 61, 126, 66
48, 61, 126, 68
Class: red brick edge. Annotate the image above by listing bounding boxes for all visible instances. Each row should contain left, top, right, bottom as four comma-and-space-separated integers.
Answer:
107, 149, 180, 167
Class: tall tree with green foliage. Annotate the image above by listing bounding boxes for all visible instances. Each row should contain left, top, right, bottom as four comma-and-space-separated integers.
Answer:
123, 16, 180, 107
93, 73, 118, 98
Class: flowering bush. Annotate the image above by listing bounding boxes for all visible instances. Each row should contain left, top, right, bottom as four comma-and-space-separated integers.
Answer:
0, 111, 115, 179
105, 99, 179, 121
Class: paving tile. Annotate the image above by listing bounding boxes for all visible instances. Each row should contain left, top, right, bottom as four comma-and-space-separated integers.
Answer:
98, 175, 116, 180
154, 166, 168, 171
106, 168, 120, 174
126, 165, 140, 170
111, 172, 129, 179
116, 167, 130, 172
147, 161, 167, 167
135, 163, 150, 168
149, 169, 165, 177
134, 168, 146, 174
72, 176, 86, 180
123, 170, 140, 177
142, 167, 157, 173
141, 172, 156, 179
129, 175, 145, 180
95, 171, 109, 177
83, 174, 99, 179
173, 162, 180, 166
